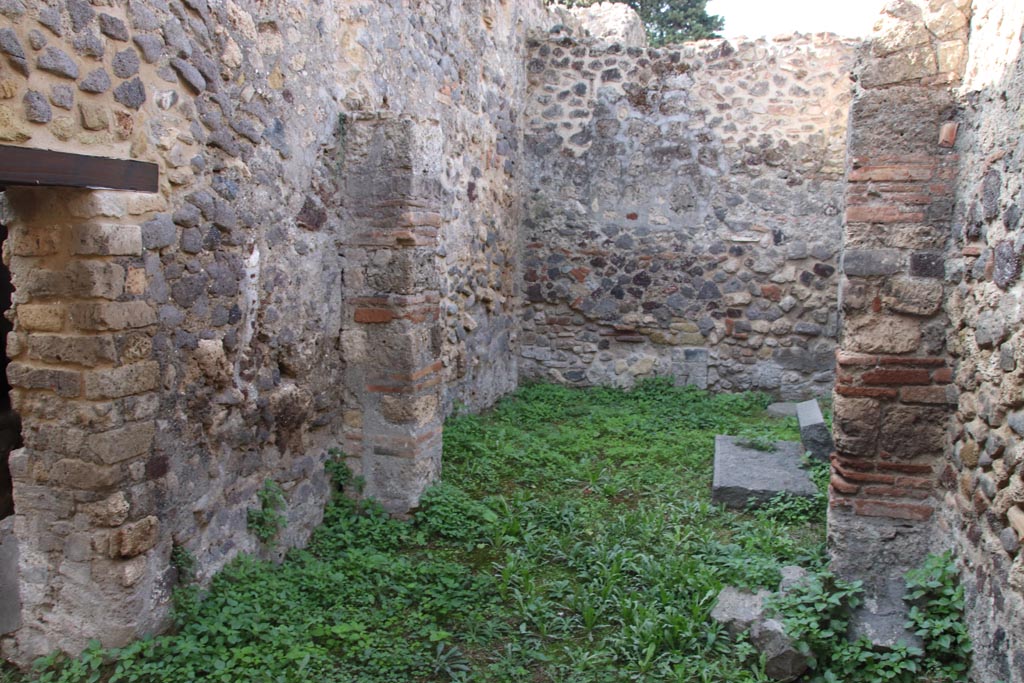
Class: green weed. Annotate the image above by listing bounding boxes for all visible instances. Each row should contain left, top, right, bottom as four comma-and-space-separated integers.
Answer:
11, 381, 833, 682
247, 479, 286, 545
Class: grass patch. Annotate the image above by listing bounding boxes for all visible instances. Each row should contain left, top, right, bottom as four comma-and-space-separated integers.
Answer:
18, 379, 826, 683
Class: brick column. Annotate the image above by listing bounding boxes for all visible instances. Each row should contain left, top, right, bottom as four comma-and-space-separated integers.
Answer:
3, 188, 161, 661
340, 116, 445, 514
829, 0, 968, 644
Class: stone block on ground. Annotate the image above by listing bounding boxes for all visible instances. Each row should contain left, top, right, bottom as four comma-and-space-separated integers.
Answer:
712, 436, 817, 509
710, 586, 771, 637
796, 399, 833, 461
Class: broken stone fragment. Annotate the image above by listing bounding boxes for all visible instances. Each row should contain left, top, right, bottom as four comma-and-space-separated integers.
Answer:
710, 586, 771, 636
751, 618, 809, 681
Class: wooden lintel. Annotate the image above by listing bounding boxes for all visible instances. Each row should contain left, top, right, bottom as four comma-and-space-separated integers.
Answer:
0, 145, 159, 193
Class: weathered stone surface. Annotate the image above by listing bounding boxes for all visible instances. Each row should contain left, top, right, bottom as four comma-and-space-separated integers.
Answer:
67, 0, 96, 32
112, 517, 159, 558
843, 249, 903, 276
72, 31, 105, 59
80, 492, 130, 528
50, 84, 74, 110
712, 436, 817, 509
993, 240, 1020, 289
37, 46, 79, 79
98, 14, 129, 42
845, 315, 921, 354
23, 91, 51, 123
778, 566, 809, 594
0, 27, 28, 75
79, 68, 111, 94
133, 34, 164, 63
170, 57, 206, 93
882, 276, 943, 316
113, 78, 146, 110
112, 48, 140, 78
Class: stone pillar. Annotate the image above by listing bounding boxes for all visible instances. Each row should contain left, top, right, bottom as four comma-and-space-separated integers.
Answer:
341, 115, 445, 514
2, 188, 163, 662
829, 0, 969, 643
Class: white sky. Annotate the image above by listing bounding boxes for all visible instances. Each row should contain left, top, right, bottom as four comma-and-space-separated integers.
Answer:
706, 0, 890, 39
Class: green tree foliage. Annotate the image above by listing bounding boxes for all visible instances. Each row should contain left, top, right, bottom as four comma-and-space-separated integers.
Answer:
550, 0, 724, 46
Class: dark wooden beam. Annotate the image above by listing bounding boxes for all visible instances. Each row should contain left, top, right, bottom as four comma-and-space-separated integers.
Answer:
0, 145, 158, 193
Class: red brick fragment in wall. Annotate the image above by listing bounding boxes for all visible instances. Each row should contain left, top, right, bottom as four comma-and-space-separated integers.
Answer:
354, 307, 396, 323
861, 368, 931, 385
900, 386, 952, 404
845, 205, 926, 223
836, 385, 899, 399
878, 356, 947, 367
853, 499, 933, 521
831, 473, 860, 494
938, 121, 959, 148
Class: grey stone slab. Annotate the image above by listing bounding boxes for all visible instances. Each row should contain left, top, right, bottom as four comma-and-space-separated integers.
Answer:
0, 517, 21, 635
766, 402, 797, 418
712, 435, 817, 509
796, 399, 833, 461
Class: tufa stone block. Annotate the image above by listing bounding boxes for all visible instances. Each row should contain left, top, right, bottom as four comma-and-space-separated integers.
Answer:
79, 491, 130, 527
16, 303, 65, 331
71, 223, 143, 256
83, 362, 160, 400
51, 458, 121, 490
111, 516, 158, 558
70, 301, 156, 331
86, 421, 155, 464
6, 362, 81, 397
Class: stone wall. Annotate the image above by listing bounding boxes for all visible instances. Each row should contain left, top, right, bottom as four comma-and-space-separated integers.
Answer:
0, 0, 552, 664
519, 33, 856, 398
943, 0, 1024, 678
